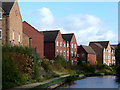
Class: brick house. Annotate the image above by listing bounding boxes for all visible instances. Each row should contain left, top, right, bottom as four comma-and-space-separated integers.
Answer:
111, 45, 117, 65
77, 45, 96, 65
62, 33, 77, 64
41, 30, 67, 60
2, 0, 23, 45
89, 41, 112, 66
22, 21, 44, 58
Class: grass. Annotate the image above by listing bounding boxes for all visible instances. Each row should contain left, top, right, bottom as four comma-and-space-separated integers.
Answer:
30, 77, 66, 89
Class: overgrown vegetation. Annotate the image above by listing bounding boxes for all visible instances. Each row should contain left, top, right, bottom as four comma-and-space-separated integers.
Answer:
2, 45, 115, 89
115, 43, 120, 77
2, 45, 57, 89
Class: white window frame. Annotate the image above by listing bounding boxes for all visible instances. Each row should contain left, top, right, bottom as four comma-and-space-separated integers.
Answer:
75, 52, 76, 57
67, 43, 69, 48
72, 43, 73, 49
67, 51, 69, 56
64, 50, 65, 56
60, 42, 62, 47
71, 51, 73, 57
75, 44, 76, 49
64, 43, 65, 48
57, 41, 59, 46
18, 32, 20, 42
60, 50, 62, 55
13, 30, 14, 40
0, 12, 2, 19
0, 30, 2, 39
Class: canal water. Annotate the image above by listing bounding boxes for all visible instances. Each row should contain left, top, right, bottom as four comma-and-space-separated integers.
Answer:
60, 76, 120, 88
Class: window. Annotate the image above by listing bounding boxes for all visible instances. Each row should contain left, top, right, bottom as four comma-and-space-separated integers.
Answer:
18, 32, 20, 42
67, 43, 69, 48
75, 44, 76, 49
60, 50, 62, 55
57, 41, 59, 46
104, 55, 106, 59
72, 43, 73, 48
0, 12, 1, 18
57, 50, 59, 55
71, 51, 73, 57
13, 30, 14, 40
72, 60, 73, 64
104, 49, 106, 52
82, 53, 85, 57
75, 52, 76, 57
0, 30, 2, 39
64, 43, 65, 48
60, 42, 62, 47
77, 54, 79, 57
67, 51, 69, 56
75, 60, 77, 64
64, 50, 65, 56
108, 56, 110, 60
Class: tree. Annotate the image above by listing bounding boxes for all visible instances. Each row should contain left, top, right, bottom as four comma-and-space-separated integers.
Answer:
115, 43, 120, 65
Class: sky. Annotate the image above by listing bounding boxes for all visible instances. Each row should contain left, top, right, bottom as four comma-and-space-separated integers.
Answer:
18, 2, 118, 45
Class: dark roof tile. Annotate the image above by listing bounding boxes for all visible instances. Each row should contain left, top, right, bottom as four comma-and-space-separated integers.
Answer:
62, 33, 74, 42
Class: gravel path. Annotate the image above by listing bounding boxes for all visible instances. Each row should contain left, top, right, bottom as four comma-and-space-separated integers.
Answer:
8, 75, 69, 90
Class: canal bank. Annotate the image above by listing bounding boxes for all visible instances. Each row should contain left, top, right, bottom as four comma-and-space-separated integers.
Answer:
30, 72, 116, 89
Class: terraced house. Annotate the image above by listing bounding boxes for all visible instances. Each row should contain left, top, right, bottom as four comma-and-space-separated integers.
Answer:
41, 30, 67, 60
62, 33, 77, 64
77, 45, 96, 65
89, 41, 113, 66
2, 0, 23, 45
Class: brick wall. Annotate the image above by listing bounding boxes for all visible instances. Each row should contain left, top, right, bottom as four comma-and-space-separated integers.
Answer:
88, 54, 96, 65
69, 34, 77, 64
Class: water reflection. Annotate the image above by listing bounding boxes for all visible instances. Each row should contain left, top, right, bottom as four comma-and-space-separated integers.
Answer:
59, 76, 119, 88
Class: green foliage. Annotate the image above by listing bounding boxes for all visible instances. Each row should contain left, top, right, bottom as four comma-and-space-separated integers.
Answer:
115, 43, 120, 65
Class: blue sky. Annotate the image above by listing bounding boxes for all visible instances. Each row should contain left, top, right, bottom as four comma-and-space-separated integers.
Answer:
18, 2, 118, 45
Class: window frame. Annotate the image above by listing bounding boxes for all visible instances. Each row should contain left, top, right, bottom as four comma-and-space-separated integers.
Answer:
13, 30, 15, 40
0, 12, 2, 19
0, 29, 2, 39
57, 41, 59, 46
18, 32, 20, 42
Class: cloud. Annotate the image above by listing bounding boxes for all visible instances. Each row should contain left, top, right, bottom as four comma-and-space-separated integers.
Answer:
31, 7, 118, 45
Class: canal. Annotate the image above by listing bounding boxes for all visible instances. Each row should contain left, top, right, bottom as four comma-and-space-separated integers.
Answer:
60, 76, 120, 88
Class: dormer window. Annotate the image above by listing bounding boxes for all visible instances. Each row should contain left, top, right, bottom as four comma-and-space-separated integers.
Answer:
0, 12, 2, 19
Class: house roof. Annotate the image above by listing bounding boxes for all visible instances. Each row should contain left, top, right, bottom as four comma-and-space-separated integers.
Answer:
42, 30, 60, 42
2, 0, 15, 14
23, 21, 43, 37
89, 41, 109, 49
62, 33, 74, 42
81, 45, 96, 54
111, 45, 118, 50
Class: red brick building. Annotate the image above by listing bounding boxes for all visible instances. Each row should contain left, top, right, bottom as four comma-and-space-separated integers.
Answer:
42, 30, 67, 60
22, 21, 44, 58
77, 45, 96, 65
62, 33, 77, 64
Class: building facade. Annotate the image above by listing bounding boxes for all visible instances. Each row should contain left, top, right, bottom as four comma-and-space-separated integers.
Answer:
89, 41, 113, 66
62, 33, 77, 64
42, 30, 67, 60
111, 45, 117, 65
2, 0, 23, 45
22, 21, 44, 58
77, 45, 96, 65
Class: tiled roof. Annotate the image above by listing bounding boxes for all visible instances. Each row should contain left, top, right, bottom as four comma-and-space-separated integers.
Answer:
89, 41, 109, 49
62, 33, 74, 42
81, 45, 96, 54
2, 0, 15, 14
42, 30, 60, 42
